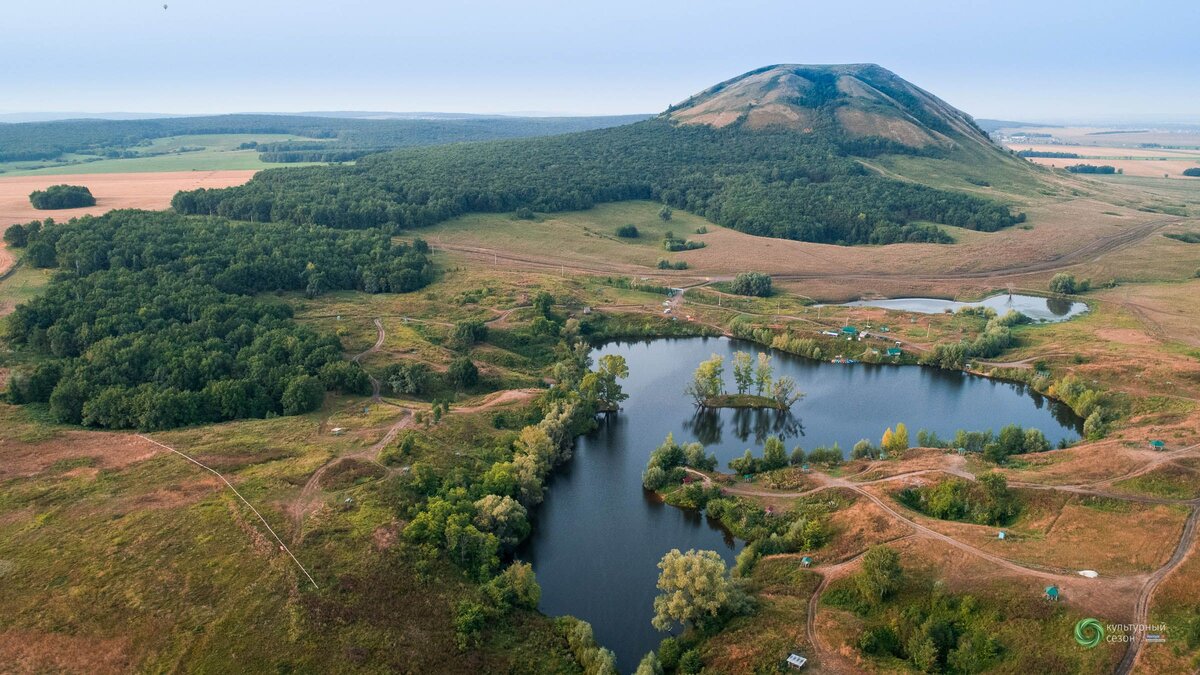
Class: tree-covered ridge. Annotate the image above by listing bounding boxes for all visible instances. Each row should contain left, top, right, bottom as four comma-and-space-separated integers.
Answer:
173, 120, 1025, 246
4, 211, 435, 429
0, 113, 649, 163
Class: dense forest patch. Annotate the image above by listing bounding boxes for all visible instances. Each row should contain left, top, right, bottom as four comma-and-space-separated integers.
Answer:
172, 120, 1025, 246
3, 210, 434, 429
29, 184, 96, 209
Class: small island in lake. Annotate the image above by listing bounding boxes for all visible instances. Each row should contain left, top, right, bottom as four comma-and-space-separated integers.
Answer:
685, 350, 802, 410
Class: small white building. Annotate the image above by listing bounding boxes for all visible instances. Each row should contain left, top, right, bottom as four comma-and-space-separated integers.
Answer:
786, 653, 808, 669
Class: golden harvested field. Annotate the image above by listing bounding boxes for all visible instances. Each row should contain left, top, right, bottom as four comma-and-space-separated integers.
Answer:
1008, 144, 1200, 160
0, 171, 255, 225
1022, 156, 1200, 179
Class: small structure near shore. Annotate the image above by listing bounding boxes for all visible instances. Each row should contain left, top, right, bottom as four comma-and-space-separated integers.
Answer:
1149, 439, 1166, 451
1044, 585, 1060, 602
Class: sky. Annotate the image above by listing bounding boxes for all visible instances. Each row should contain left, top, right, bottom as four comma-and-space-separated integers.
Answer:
4, 0, 1198, 123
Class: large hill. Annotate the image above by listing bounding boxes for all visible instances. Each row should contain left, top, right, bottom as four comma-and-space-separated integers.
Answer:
666, 63, 992, 151
173, 65, 1030, 246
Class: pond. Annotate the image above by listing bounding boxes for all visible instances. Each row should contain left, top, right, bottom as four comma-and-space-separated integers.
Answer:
519, 337, 1082, 672
838, 293, 1088, 323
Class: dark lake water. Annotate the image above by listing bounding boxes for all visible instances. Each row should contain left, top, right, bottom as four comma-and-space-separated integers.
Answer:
839, 293, 1088, 322
518, 337, 1082, 672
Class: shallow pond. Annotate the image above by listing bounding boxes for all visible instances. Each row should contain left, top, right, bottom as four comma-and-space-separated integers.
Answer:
839, 293, 1088, 322
519, 337, 1082, 671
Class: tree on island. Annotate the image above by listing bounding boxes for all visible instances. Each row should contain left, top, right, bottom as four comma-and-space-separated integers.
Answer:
754, 352, 772, 395
684, 354, 725, 404
685, 351, 802, 408
732, 351, 754, 394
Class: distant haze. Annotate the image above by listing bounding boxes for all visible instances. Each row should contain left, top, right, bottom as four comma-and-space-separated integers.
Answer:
4, 0, 1197, 122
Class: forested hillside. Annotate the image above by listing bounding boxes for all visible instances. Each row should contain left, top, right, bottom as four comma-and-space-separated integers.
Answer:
0, 113, 649, 163
173, 120, 1024, 245
3, 211, 433, 429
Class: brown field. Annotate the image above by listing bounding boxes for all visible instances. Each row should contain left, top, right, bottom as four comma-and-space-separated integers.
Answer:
430, 198, 1189, 302
887, 488, 1189, 575
1022, 155, 1200, 179
1007, 144, 1200, 161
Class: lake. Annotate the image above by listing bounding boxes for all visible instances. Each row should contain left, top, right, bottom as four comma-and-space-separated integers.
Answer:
519, 337, 1082, 672
838, 293, 1088, 322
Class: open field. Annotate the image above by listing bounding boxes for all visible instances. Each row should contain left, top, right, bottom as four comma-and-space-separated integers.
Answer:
0, 169, 256, 249
998, 126, 1200, 149
0, 134, 324, 177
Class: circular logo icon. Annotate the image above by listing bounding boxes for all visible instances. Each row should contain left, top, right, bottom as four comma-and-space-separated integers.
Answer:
1075, 618, 1105, 648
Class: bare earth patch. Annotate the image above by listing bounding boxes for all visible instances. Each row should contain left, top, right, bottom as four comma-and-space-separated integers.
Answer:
0, 629, 131, 674
0, 431, 160, 480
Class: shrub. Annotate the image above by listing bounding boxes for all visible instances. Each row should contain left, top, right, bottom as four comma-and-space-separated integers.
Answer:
447, 357, 479, 389
616, 224, 639, 238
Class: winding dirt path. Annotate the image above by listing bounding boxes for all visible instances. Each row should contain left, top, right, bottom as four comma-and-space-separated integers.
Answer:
289, 411, 414, 545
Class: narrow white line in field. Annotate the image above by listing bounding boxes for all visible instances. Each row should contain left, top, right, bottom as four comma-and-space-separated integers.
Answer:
135, 434, 320, 590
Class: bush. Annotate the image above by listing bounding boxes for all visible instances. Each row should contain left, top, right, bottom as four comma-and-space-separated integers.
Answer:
3, 222, 29, 248
447, 357, 479, 389
616, 224, 639, 238
729, 271, 772, 297
1184, 168, 1200, 178
29, 184, 95, 209
656, 258, 688, 270
1049, 272, 1089, 295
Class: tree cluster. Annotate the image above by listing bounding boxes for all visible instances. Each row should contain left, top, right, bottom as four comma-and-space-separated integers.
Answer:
5, 211, 433, 429
728, 272, 772, 297
29, 184, 95, 209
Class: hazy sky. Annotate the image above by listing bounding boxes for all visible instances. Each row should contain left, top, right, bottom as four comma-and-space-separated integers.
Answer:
5, 0, 1198, 122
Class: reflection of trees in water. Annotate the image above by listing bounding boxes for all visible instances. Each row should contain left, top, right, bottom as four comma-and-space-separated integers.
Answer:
1046, 296, 1074, 316
684, 409, 724, 446
685, 407, 803, 446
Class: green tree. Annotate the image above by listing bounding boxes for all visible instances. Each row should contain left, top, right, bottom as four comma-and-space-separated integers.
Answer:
658, 205, 673, 221
594, 354, 629, 410
448, 357, 479, 389
616, 224, 640, 238
532, 291, 554, 317
651, 549, 737, 631
635, 651, 664, 675
473, 494, 530, 548
684, 354, 724, 404
856, 545, 902, 604
729, 271, 772, 297
770, 375, 802, 407
1049, 273, 1078, 294
732, 351, 753, 394
451, 319, 488, 348
3, 223, 28, 248
485, 561, 541, 610
281, 374, 325, 415
754, 352, 773, 395
761, 436, 788, 470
